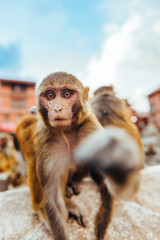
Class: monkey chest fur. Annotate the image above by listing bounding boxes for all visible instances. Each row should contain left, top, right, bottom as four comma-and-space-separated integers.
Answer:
43, 131, 77, 184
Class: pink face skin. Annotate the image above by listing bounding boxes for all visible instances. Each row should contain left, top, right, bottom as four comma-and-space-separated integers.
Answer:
40, 88, 78, 127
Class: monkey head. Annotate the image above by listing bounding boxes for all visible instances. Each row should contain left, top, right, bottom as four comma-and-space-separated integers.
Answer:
37, 72, 89, 129
93, 86, 115, 96
91, 86, 127, 127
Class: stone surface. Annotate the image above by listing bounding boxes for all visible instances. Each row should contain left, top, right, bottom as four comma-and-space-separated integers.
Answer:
0, 166, 160, 240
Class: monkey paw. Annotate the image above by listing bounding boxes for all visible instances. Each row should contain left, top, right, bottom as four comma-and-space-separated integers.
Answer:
66, 186, 74, 198
66, 184, 81, 198
75, 126, 143, 200
68, 206, 87, 227
72, 183, 81, 195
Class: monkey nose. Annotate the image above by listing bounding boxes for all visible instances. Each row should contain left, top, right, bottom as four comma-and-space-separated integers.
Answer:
54, 104, 63, 112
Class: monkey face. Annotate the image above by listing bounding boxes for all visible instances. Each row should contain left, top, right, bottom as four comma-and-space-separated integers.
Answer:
40, 87, 78, 128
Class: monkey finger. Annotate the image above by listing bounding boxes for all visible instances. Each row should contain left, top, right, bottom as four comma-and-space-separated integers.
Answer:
68, 209, 87, 227
77, 213, 87, 228
72, 184, 81, 195
67, 217, 74, 224
66, 186, 74, 198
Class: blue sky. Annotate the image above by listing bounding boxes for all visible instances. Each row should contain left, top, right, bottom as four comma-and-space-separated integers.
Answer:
0, 0, 160, 112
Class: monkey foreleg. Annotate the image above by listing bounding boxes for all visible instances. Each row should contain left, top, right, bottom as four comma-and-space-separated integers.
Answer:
95, 184, 113, 240
66, 167, 89, 198
90, 167, 113, 240
66, 175, 81, 198
45, 201, 70, 240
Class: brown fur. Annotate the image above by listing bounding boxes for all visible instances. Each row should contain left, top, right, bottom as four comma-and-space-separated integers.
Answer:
91, 86, 144, 162
16, 114, 43, 211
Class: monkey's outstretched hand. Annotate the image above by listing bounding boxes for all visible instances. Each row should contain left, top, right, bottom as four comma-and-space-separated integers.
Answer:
74, 126, 143, 200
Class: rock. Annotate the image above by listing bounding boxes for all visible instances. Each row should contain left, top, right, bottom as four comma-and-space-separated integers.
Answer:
0, 166, 160, 240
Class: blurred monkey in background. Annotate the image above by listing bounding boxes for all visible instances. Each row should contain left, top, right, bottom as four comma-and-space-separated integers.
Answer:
0, 132, 25, 186
91, 85, 144, 159
0, 132, 15, 172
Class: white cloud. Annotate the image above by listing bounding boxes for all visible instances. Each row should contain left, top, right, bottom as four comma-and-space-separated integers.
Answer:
83, 6, 160, 112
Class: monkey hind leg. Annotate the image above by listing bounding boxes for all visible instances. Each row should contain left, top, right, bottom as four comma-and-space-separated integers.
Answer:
95, 184, 113, 240
30, 178, 44, 212
28, 164, 44, 213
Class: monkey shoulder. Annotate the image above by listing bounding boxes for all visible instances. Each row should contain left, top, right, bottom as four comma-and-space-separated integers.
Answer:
17, 114, 37, 131
16, 114, 38, 149
77, 114, 102, 141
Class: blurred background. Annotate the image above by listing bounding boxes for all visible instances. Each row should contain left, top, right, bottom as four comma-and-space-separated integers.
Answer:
0, 0, 160, 190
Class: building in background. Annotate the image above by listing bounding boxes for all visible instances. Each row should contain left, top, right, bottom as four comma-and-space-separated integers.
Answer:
124, 99, 150, 132
148, 88, 160, 130
134, 112, 150, 132
0, 79, 36, 133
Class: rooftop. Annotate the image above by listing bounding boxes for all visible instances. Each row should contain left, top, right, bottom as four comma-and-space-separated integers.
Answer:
0, 79, 35, 86
148, 88, 160, 98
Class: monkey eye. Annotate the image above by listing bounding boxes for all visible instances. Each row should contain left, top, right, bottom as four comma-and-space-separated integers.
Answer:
45, 91, 55, 100
62, 89, 73, 98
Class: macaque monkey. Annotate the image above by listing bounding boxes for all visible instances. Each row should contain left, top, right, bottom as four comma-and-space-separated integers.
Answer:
89, 86, 144, 185
91, 86, 144, 158
17, 72, 109, 240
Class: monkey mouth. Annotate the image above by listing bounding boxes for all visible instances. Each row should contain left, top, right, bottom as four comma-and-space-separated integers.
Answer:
49, 118, 71, 127
54, 118, 67, 121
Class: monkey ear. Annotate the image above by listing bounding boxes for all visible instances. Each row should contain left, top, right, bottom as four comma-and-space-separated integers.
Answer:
84, 87, 90, 100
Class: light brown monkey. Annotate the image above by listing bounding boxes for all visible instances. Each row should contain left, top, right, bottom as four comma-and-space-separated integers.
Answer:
36, 72, 110, 240
91, 86, 144, 159
17, 72, 111, 240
